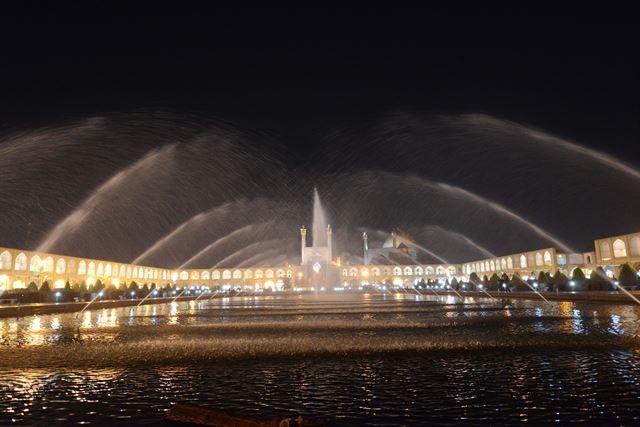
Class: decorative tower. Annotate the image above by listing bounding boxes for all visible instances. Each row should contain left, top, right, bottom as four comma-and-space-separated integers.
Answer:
300, 225, 307, 265
363, 232, 369, 265
327, 224, 333, 263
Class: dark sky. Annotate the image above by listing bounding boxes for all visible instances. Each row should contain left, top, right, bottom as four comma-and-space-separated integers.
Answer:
0, 6, 638, 265
2, 6, 637, 158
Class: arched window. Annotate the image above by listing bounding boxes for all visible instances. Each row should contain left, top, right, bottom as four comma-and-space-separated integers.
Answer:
212, 270, 221, 280
14, 253, 27, 271
120, 265, 126, 277
233, 270, 242, 279
415, 266, 423, 275
613, 239, 627, 258
360, 268, 369, 277
29, 255, 41, 272
162, 270, 167, 280
190, 271, 199, 280
88, 262, 96, 276
78, 260, 87, 275
180, 271, 188, 280
56, 258, 66, 274
138, 268, 144, 279
254, 270, 263, 279
600, 242, 611, 260
490, 260, 495, 271
383, 267, 391, 276
629, 237, 640, 257
507, 257, 513, 269
97, 263, 104, 276
286, 270, 292, 278
43, 257, 54, 273
484, 261, 490, 272
448, 266, 456, 275
480, 263, 485, 272
436, 266, 445, 275
426, 266, 434, 275
342, 268, 348, 276
535, 252, 543, 266
200, 270, 209, 280
350, 267, 359, 277
222, 270, 231, 279
392, 267, 402, 276
154, 270, 158, 279
372, 267, 381, 276
0, 251, 12, 270
520, 255, 527, 268
500, 258, 507, 270
243, 270, 252, 279
543, 251, 552, 266
403, 266, 413, 275
132, 267, 138, 279
105, 264, 112, 277
68, 259, 76, 274
276, 269, 285, 278
126, 266, 132, 278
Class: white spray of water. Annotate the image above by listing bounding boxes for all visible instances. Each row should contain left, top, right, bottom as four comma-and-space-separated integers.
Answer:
465, 114, 640, 182
132, 212, 207, 264
312, 187, 329, 247
38, 146, 175, 252
434, 182, 574, 253
422, 225, 496, 258
211, 238, 290, 269
178, 222, 269, 269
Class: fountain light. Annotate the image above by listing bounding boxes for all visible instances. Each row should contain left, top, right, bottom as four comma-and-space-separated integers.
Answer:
569, 281, 575, 287
55, 291, 61, 299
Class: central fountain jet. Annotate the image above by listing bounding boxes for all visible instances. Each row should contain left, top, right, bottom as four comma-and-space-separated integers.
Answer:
300, 188, 338, 288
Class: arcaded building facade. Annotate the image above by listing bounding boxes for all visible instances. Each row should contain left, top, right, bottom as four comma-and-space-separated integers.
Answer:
0, 230, 638, 292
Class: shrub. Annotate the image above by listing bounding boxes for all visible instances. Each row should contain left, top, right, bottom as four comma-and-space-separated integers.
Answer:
510, 273, 529, 291
618, 263, 639, 287
487, 273, 500, 291
40, 281, 51, 293
469, 272, 480, 284
552, 270, 568, 291
588, 267, 610, 290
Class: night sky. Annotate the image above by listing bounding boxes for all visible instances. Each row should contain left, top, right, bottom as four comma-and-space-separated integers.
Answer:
0, 6, 638, 266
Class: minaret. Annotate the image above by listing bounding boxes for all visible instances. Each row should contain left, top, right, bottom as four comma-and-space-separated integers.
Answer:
363, 232, 369, 265
327, 224, 333, 263
300, 225, 307, 265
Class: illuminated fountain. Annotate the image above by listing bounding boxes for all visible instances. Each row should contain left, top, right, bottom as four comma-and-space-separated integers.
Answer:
300, 189, 339, 289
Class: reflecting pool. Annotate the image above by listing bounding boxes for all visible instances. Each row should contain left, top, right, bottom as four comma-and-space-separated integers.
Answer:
0, 294, 639, 425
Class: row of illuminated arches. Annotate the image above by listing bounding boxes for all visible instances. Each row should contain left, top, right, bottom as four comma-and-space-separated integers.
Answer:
0, 251, 169, 281
600, 237, 640, 260
179, 269, 294, 281
464, 251, 553, 275
342, 265, 457, 277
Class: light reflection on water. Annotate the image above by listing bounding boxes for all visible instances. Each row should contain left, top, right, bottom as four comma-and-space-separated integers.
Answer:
0, 294, 638, 425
